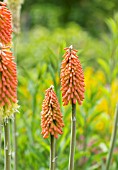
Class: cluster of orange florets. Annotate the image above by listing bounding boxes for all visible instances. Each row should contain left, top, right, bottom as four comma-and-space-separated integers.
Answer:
0, 2, 18, 118
0, 44, 17, 107
0, 2, 12, 45
41, 86, 64, 139
60, 46, 85, 105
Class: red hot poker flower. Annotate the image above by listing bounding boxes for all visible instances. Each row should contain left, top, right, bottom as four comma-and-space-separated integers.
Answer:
0, 43, 17, 108
60, 45, 85, 106
41, 86, 64, 139
0, 2, 12, 45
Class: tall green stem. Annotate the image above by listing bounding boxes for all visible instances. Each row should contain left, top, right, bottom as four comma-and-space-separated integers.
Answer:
106, 104, 118, 170
0, 123, 2, 153
12, 115, 17, 170
50, 135, 55, 170
12, 36, 18, 170
4, 119, 11, 170
12, 24, 19, 170
0, 116, 2, 153
68, 102, 76, 170
0, 128, 1, 150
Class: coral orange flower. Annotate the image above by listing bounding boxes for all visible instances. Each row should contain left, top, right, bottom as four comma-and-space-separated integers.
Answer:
41, 85, 64, 139
0, 43, 17, 108
60, 45, 85, 106
0, 2, 12, 45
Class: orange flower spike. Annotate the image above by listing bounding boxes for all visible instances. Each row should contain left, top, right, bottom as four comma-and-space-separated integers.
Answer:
41, 85, 64, 139
0, 43, 17, 107
0, 2, 7, 7
0, 2, 12, 45
60, 45, 85, 106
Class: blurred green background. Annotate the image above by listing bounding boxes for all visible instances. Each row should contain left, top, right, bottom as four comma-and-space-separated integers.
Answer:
1, 0, 118, 169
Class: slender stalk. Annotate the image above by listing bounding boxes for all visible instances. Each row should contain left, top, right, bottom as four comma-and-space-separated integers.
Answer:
0, 123, 2, 153
4, 119, 11, 170
0, 129, 1, 150
0, 116, 2, 153
12, 23, 19, 170
50, 135, 56, 170
106, 104, 118, 170
12, 37, 18, 170
12, 114, 17, 170
68, 102, 76, 170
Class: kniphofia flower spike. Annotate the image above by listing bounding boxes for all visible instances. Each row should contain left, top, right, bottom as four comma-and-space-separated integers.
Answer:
0, 2, 12, 45
0, 43, 18, 119
60, 45, 85, 106
41, 85, 64, 139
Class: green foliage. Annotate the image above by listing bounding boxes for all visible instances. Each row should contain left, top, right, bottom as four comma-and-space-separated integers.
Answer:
22, 0, 118, 35
97, 14, 118, 84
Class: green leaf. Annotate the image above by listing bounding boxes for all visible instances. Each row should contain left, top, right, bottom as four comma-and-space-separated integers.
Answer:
97, 58, 110, 75
48, 64, 57, 92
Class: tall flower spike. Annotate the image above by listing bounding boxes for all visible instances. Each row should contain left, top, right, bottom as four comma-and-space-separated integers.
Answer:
60, 45, 85, 106
41, 85, 64, 139
0, 2, 12, 45
0, 43, 18, 119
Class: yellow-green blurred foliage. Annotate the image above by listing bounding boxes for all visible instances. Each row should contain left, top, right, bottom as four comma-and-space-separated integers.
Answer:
84, 67, 118, 133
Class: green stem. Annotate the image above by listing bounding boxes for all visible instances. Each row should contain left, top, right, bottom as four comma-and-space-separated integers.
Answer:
68, 102, 76, 170
0, 123, 2, 153
12, 25, 19, 170
83, 116, 87, 151
106, 104, 118, 170
12, 114, 17, 170
50, 135, 56, 170
4, 119, 11, 170
12, 36, 18, 170
0, 116, 2, 153
31, 92, 37, 141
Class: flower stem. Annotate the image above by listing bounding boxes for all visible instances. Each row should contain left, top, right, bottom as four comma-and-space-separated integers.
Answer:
0, 123, 2, 154
106, 104, 118, 170
12, 22, 19, 170
68, 102, 76, 170
4, 119, 11, 170
12, 114, 17, 170
50, 135, 56, 170
0, 116, 2, 154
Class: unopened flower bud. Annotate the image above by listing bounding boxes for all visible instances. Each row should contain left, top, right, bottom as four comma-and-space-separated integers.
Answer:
41, 86, 64, 139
